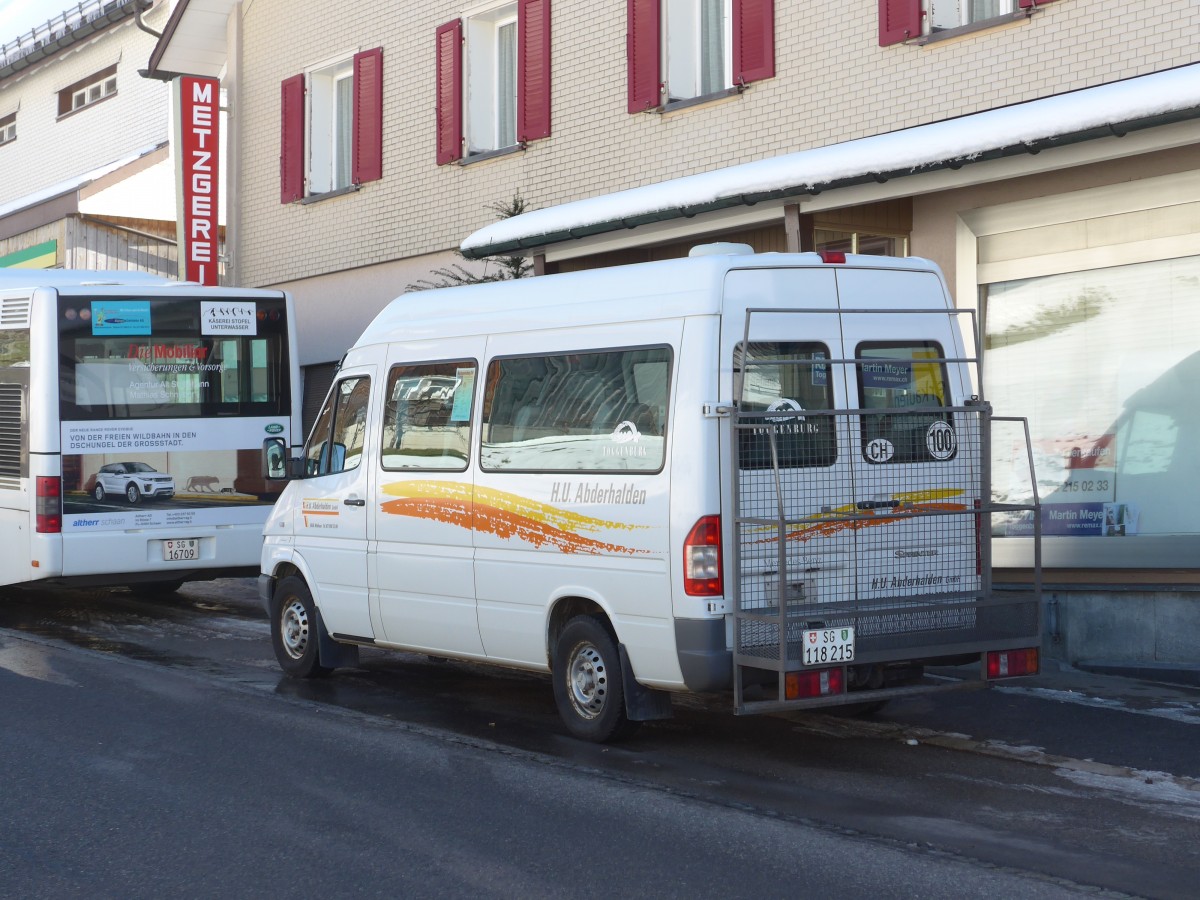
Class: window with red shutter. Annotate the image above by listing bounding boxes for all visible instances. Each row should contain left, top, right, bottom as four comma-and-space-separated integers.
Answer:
352, 48, 383, 184
280, 74, 305, 203
517, 0, 551, 142
442, 2, 552, 162
627, 0, 660, 112
436, 19, 464, 165
879, 0, 921, 46
733, 0, 774, 85
630, 0, 773, 111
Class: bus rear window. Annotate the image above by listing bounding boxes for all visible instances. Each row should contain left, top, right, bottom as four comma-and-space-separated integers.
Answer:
57, 296, 291, 420
736, 341, 836, 470
857, 342, 954, 464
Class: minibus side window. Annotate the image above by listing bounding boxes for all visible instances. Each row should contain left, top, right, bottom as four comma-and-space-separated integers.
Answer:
381, 361, 475, 470
480, 347, 670, 472
303, 375, 370, 476
857, 342, 954, 464
736, 342, 836, 470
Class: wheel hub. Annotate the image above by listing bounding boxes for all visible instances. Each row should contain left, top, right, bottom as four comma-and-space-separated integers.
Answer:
280, 599, 310, 660
568, 644, 607, 719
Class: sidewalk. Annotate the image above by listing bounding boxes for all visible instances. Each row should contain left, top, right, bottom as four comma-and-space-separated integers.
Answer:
1020, 655, 1200, 717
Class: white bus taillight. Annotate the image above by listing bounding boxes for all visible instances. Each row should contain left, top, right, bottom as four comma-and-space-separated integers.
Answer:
683, 515, 722, 596
36, 476, 62, 534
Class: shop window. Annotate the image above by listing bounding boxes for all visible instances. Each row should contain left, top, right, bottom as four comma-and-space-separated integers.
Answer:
878, 0, 1061, 46
280, 48, 383, 203
986, 254, 1200, 549
436, 0, 551, 165
0, 113, 14, 146
57, 65, 117, 117
629, 0, 774, 112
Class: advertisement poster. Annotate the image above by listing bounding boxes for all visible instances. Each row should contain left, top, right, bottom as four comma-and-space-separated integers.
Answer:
60, 417, 288, 532
1001, 432, 1138, 538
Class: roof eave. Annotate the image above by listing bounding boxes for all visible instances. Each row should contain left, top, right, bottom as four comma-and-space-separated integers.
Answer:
460, 106, 1200, 261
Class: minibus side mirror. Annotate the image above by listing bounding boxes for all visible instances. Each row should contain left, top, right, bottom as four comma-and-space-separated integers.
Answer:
262, 437, 295, 481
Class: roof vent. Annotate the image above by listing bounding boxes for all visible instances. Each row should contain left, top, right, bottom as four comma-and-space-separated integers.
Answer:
688, 242, 755, 258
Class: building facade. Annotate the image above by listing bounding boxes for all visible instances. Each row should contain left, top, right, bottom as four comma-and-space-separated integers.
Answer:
0, 0, 189, 275
148, 0, 1200, 672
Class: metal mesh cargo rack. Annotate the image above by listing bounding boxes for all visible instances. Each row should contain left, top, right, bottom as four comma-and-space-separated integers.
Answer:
729, 307, 1042, 715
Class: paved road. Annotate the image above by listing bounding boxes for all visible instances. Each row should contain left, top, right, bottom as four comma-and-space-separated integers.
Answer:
2, 578, 1199, 897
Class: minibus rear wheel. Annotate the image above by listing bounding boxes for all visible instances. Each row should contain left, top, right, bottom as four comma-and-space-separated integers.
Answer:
271, 576, 332, 678
552, 615, 639, 743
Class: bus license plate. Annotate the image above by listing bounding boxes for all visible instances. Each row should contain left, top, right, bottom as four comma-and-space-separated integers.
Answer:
163, 539, 199, 561
802, 627, 855, 666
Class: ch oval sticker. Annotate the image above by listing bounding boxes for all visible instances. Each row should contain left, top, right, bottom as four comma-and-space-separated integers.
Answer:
865, 438, 895, 463
926, 421, 957, 460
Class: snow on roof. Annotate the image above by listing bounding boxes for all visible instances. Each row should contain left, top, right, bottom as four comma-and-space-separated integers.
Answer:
0, 142, 164, 220
461, 64, 1200, 258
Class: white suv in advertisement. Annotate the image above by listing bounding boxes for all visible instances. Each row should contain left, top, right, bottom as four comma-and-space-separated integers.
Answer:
93, 462, 176, 503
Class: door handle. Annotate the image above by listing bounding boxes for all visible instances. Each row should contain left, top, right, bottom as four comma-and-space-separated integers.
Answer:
344, 498, 366, 507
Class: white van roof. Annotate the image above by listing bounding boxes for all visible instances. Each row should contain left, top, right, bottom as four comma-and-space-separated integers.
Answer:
357, 250, 947, 349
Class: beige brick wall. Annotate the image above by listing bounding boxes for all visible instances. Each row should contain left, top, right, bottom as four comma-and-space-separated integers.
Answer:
236, 0, 1200, 289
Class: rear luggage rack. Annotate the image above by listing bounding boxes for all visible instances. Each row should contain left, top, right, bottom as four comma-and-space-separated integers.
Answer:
729, 307, 1042, 714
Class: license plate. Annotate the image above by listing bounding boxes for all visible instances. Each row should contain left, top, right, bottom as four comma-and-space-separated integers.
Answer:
802, 627, 855, 665
163, 538, 199, 561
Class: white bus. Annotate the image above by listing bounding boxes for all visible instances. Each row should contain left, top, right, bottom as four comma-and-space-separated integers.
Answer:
0, 269, 302, 592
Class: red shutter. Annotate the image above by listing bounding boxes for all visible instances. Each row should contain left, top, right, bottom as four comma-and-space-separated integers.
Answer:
280, 73, 305, 203
1018, 0, 1060, 7
733, 0, 774, 85
435, 20, 464, 165
517, 0, 551, 142
352, 47, 383, 184
878, 0, 921, 46
626, 0, 660, 113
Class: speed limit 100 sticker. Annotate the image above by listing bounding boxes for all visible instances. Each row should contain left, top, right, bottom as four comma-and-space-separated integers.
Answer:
926, 421, 957, 460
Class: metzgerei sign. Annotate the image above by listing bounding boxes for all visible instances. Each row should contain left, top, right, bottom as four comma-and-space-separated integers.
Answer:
173, 76, 220, 285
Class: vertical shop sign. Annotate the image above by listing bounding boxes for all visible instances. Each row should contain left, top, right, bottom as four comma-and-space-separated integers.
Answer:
174, 76, 220, 285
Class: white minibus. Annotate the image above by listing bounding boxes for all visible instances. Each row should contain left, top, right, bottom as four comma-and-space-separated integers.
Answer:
0, 269, 302, 592
260, 246, 1042, 741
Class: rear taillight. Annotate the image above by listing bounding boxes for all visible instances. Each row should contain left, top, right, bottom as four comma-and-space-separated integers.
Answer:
683, 515, 722, 596
36, 476, 62, 534
986, 648, 1039, 679
785, 667, 845, 699
818, 250, 846, 264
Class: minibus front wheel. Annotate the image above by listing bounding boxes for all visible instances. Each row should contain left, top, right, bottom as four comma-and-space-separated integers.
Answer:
271, 575, 332, 679
552, 615, 639, 743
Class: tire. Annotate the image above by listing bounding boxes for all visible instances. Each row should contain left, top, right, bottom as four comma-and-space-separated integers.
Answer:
93, 483, 105, 501
270, 575, 332, 678
125, 483, 142, 504
552, 615, 639, 742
